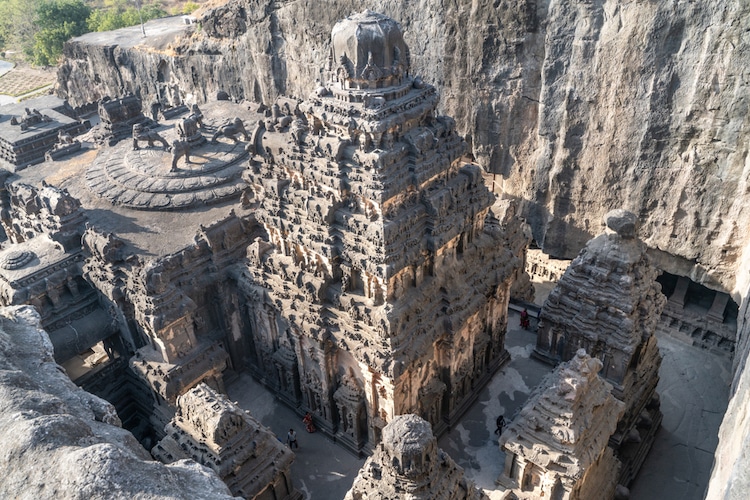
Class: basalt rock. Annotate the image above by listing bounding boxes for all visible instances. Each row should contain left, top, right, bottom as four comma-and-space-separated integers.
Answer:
55, 0, 750, 294
534, 209, 666, 485
0, 305, 237, 500
153, 383, 299, 499
233, 10, 519, 452
498, 350, 625, 500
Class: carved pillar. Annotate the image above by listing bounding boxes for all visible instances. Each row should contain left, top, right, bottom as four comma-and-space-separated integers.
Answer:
668, 276, 690, 307
707, 291, 729, 323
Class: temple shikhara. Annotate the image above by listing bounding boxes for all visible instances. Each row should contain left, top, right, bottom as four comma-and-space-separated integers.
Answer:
235, 10, 518, 451
0, 4, 742, 500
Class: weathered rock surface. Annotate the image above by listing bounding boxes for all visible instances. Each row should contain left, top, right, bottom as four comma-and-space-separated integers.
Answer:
0, 305, 237, 500
56, 0, 750, 294
535, 209, 666, 485
345, 414, 488, 500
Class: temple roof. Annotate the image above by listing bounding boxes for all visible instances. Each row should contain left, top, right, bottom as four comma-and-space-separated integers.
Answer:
330, 10, 410, 90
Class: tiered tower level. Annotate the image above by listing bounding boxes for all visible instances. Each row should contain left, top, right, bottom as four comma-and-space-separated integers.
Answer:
238, 11, 517, 450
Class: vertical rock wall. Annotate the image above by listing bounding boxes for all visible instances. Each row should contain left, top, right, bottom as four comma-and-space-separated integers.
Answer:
56, 0, 750, 294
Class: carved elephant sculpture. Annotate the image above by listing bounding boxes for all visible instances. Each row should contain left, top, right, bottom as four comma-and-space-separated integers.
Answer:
170, 140, 191, 172
211, 117, 249, 143
132, 124, 169, 150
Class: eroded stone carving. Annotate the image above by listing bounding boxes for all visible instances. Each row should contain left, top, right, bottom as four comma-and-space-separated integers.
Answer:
153, 383, 299, 499
211, 117, 249, 143
132, 123, 170, 150
0, 96, 89, 169
236, 10, 520, 452
0, 306, 236, 500
498, 350, 625, 500
97, 94, 154, 146
534, 209, 666, 486
345, 414, 488, 499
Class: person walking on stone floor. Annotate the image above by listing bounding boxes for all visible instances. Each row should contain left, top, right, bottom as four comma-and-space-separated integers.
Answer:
495, 415, 506, 436
520, 308, 530, 329
287, 428, 298, 449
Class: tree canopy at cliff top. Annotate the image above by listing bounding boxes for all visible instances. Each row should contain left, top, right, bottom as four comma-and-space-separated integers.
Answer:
0, 0, 200, 66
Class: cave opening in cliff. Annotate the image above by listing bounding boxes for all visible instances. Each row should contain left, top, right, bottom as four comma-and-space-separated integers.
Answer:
657, 271, 738, 356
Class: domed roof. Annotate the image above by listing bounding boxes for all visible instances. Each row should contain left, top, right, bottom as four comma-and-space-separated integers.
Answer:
330, 10, 410, 88
382, 414, 433, 455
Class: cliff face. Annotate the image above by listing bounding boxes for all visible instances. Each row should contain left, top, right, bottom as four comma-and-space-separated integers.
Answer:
56, 0, 750, 294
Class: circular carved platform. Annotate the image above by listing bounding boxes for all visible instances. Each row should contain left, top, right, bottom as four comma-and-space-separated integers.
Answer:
86, 129, 248, 210
0, 250, 35, 270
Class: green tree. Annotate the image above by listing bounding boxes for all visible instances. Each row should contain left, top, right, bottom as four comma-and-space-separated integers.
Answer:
0, 0, 42, 58
87, 2, 167, 33
32, 0, 91, 65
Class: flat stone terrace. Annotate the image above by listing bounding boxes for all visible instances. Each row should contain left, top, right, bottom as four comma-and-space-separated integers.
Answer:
11, 100, 263, 257
71, 15, 189, 51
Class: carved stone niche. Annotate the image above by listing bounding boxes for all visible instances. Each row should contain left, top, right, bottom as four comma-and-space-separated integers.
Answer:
272, 344, 299, 405
302, 370, 328, 418
417, 377, 446, 430
334, 370, 367, 453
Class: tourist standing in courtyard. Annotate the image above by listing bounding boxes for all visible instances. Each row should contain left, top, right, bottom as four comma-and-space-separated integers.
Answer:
287, 428, 298, 449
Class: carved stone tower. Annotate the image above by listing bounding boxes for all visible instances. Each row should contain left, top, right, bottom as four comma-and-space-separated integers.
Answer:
345, 414, 489, 500
498, 350, 624, 500
533, 209, 666, 485
236, 11, 518, 452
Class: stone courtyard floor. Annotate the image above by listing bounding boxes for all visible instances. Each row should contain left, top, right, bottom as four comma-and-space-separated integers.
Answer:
227, 309, 731, 499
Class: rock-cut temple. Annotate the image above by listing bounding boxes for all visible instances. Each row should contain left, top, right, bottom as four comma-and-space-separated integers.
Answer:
0, 9, 522, 461
235, 10, 519, 451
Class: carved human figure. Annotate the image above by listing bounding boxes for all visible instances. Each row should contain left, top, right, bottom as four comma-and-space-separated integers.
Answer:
189, 104, 204, 128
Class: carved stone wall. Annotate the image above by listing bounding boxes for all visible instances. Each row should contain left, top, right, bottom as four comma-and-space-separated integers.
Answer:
345, 414, 488, 500
0, 183, 114, 363
498, 350, 624, 500
80, 212, 257, 433
534, 209, 666, 485
55, 1, 750, 296
153, 383, 299, 499
0, 305, 237, 499
0, 97, 89, 169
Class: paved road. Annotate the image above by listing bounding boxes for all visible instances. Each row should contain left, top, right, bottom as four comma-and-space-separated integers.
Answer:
0, 60, 16, 105
0, 60, 13, 77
